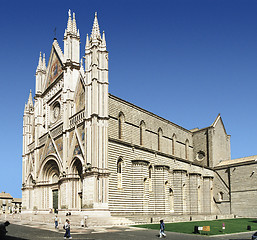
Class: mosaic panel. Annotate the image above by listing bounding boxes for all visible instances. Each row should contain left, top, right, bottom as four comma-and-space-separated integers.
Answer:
75, 80, 85, 113
45, 50, 63, 89
55, 136, 63, 159
73, 144, 82, 156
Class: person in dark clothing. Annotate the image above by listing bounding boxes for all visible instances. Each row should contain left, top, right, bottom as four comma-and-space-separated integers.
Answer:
159, 219, 166, 238
0, 221, 10, 238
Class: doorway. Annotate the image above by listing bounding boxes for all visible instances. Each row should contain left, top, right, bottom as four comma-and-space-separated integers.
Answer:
52, 189, 58, 213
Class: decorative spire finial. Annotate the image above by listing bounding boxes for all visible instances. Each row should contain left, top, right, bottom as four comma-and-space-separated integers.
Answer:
28, 90, 33, 107
85, 34, 90, 50
101, 31, 106, 47
66, 9, 73, 34
42, 53, 46, 71
73, 12, 77, 34
36, 52, 43, 72
91, 12, 101, 40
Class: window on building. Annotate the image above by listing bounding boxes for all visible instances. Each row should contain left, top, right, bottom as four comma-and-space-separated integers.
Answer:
219, 192, 224, 201
117, 158, 123, 189
149, 166, 153, 192
118, 112, 125, 140
169, 188, 174, 212
172, 134, 176, 155
185, 139, 189, 160
158, 128, 163, 151
140, 121, 146, 146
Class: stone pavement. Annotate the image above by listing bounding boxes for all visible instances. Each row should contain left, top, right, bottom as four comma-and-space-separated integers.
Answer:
2, 222, 255, 240
0, 214, 255, 240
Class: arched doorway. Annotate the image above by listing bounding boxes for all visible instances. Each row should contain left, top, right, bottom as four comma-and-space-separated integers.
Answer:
41, 159, 60, 213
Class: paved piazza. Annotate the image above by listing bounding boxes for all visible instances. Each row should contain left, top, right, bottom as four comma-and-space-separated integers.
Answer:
3, 223, 254, 240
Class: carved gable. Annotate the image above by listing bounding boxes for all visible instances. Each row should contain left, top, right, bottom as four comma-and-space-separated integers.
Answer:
42, 136, 57, 160
44, 48, 63, 91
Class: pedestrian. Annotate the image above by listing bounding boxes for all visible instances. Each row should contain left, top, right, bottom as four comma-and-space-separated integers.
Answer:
159, 219, 166, 238
54, 215, 58, 229
0, 221, 10, 239
63, 219, 72, 239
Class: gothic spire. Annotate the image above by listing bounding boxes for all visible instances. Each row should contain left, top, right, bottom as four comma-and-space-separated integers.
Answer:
91, 12, 101, 40
85, 34, 90, 50
28, 90, 33, 108
36, 52, 42, 72
67, 9, 73, 34
42, 53, 46, 71
73, 12, 77, 34
101, 31, 106, 47
64, 9, 80, 37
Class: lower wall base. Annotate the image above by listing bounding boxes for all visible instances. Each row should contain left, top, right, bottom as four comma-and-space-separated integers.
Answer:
111, 214, 235, 224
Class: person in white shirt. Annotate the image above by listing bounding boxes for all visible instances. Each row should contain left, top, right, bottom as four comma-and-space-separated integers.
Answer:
63, 219, 72, 239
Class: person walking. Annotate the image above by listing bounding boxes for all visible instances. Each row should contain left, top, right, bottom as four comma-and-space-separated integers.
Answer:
63, 219, 72, 239
54, 215, 58, 229
159, 219, 166, 238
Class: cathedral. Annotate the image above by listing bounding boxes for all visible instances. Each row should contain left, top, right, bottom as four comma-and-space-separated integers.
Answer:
22, 11, 257, 221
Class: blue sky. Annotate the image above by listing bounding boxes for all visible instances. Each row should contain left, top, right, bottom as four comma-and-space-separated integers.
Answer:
1, 0, 257, 198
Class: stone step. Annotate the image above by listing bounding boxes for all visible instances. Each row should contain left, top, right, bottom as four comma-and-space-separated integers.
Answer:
0, 213, 134, 227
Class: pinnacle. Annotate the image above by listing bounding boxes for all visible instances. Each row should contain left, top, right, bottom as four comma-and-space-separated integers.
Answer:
85, 34, 90, 50
91, 12, 101, 40
42, 53, 46, 71
65, 9, 79, 37
101, 31, 106, 47
28, 90, 33, 107
36, 52, 43, 72
73, 12, 77, 34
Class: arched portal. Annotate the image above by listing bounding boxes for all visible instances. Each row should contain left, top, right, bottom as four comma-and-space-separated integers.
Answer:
40, 159, 60, 213
42, 159, 60, 183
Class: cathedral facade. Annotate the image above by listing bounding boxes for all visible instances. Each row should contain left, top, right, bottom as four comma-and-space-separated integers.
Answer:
22, 11, 236, 218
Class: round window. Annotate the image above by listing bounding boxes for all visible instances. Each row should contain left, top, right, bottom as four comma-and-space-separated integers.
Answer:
196, 151, 205, 161
52, 102, 60, 122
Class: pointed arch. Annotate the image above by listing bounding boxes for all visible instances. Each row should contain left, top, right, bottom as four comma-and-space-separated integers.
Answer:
38, 155, 62, 183
41, 159, 60, 183
139, 120, 146, 146
26, 174, 34, 187
70, 157, 83, 177
118, 112, 125, 140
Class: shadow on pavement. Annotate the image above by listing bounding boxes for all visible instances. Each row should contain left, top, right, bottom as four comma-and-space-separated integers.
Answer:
229, 239, 250, 240
6, 236, 28, 240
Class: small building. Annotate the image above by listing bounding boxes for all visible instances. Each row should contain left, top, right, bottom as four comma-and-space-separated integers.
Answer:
0, 192, 22, 214
12, 198, 22, 213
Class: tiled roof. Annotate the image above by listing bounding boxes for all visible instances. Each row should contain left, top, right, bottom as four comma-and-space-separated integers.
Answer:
216, 155, 257, 167
12, 198, 22, 203
0, 192, 13, 199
